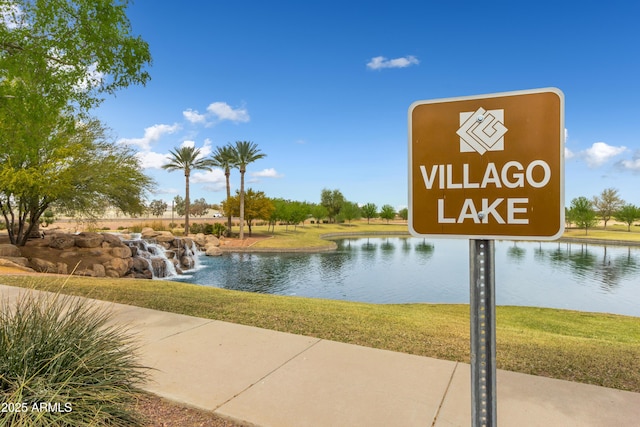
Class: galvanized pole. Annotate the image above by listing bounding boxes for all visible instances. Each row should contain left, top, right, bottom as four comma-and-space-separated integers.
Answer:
470, 239, 497, 427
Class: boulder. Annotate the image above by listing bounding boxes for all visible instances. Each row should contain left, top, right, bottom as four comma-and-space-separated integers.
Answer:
131, 257, 150, 274
205, 235, 220, 247
74, 232, 104, 248
49, 234, 76, 249
0, 244, 22, 257
102, 233, 125, 247
155, 232, 176, 243
92, 264, 106, 277
103, 257, 132, 277
0, 256, 29, 266
150, 258, 169, 277
180, 256, 194, 269
59, 250, 78, 259
56, 262, 68, 275
111, 246, 132, 258
0, 258, 35, 272
74, 268, 96, 277
193, 233, 207, 247
205, 246, 223, 256
141, 228, 160, 239
29, 257, 58, 273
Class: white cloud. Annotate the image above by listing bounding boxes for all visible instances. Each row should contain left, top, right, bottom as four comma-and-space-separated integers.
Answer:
620, 152, 640, 171
581, 142, 627, 168
192, 170, 226, 192
183, 109, 207, 124
201, 138, 213, 157
565, 147, 575, 159
367, 55, 419, 70
119, 123, 180, 150
178, 139, 211, 158
135, 151, 170, 169
250, 168, 283, 178
207, 102, 250, 123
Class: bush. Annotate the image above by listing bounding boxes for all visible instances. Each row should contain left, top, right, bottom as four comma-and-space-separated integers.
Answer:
0, 290, 148, 426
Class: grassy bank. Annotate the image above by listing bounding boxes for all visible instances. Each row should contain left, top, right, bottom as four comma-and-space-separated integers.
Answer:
246, 221, 408, 249
2, 275, 639, 393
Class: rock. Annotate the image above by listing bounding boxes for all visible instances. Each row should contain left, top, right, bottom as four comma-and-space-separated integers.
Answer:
155, 233, 176, 243
29, 257, 58, 273
49, 234, 76, 249
103, 258, 131, 277
205, 235, 220, 247
131, 257, 150, 274
105, 269, 120, 278
0, 244, 22, 257
74, 232, 104, 248
193, 233, 207, 247
180, 256, 194, 269
141, 228, 159, 239
59, 250, 78, 258
92, 264, 106, 277
56, 262, 68, 275
102, 233, 125, 247
0, 256, 29, 266
150, 258, 169, 277
111, 246, 132, 258
74, 268, 95, 277
205, 246, 223, 256
88, 248, 109, 257
0, 258, 35, 272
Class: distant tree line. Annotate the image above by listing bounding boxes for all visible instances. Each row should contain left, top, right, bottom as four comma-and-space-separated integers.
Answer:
567, 188, 640, 234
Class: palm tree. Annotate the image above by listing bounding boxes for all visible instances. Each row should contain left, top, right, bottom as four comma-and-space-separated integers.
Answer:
229, 141, 266, 240
208, 144, 237, 236
162, 145, 211, 235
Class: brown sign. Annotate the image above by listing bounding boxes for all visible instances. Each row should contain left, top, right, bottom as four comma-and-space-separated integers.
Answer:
408, 88, 564, 240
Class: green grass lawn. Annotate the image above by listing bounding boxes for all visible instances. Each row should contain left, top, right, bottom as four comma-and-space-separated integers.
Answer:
2, 222, 639, 393
2, 275, 639, 393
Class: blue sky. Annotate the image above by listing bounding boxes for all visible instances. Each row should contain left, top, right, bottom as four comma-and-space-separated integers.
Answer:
95, 0, 640, 212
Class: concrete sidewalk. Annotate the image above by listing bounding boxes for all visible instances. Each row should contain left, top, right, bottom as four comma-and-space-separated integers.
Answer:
2, 284, 640, 426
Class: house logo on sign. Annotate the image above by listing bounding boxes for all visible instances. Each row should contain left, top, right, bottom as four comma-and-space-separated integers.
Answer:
457, 107, 508, 155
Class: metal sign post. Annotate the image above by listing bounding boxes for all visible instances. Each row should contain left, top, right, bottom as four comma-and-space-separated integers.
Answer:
408, 88, 564, 427
470, 239, 496, 427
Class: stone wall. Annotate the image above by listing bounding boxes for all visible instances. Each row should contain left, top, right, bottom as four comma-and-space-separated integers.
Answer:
0, 229, 216, 279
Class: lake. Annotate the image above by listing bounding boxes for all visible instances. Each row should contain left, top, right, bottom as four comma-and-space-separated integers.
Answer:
173, 237, 640, 317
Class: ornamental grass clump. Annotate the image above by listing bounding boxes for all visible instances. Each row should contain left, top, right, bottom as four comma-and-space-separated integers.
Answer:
0, 290, 147, 426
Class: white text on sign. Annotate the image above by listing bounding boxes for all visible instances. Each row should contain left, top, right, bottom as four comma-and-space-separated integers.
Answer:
419, 160, 552, 225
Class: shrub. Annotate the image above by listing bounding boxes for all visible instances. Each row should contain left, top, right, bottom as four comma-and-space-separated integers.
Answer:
212, 223, 226, 238
0, 290, 148, 426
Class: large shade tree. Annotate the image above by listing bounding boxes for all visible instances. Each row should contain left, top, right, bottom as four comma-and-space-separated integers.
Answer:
0, 0, 152, 245
320, 188, 345, 223
0, 118, 153, 245
162, 146, 211, 235
222, 188, 274, 237
592, 188, 624, 229
229, 141, 266, 240
568, 196, 598, 235
0, 0, 151, 114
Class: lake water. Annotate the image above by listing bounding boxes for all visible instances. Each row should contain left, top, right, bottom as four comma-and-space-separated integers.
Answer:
173, 237, 640, 317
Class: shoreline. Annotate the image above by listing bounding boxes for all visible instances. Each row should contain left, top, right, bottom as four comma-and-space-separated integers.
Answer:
3, 230, 640, 277
218, 231, 640, 254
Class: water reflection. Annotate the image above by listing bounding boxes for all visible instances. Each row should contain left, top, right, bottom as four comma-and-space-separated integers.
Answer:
175, 238, 640, 317
533, 243, 638, 292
